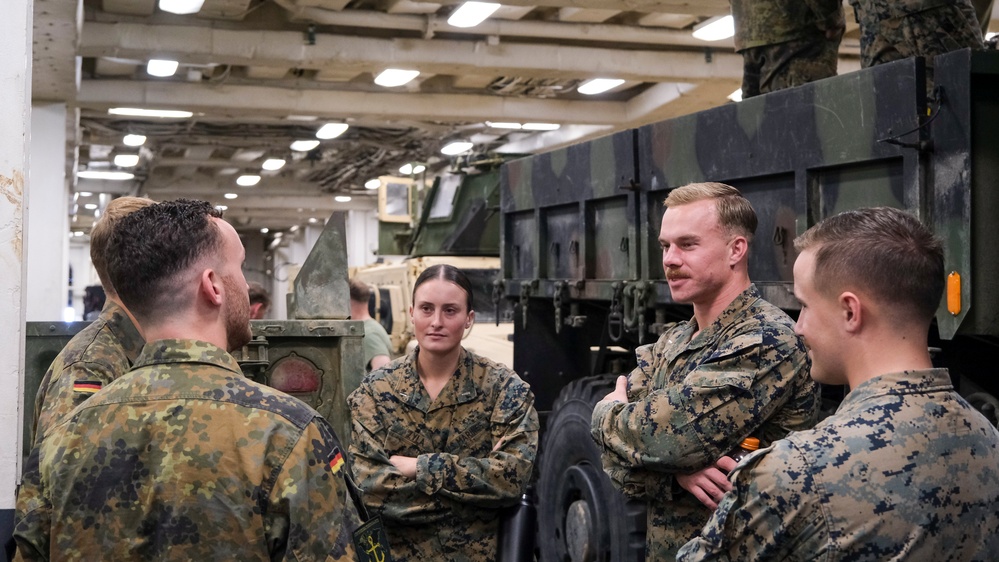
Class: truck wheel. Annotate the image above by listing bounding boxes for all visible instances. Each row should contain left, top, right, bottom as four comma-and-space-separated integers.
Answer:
537, 375, 646, 562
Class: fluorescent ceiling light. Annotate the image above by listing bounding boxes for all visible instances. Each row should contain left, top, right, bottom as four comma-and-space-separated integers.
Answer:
727, 88, 743, 102
262, 158, 286, 171
412, 164, 426, 174
578, 78, 625, 95
316, 123, 349, 139
147, 59, 179, 78
692, 15, 735, 42
159, 0, 205, 14
78, 170, 135, 180
441, 141, 474, 156
84, 203, 98, 210
290, 139, 320, 152
260, 228, 269, 234
364, 178, 381, 190
215, 205, 227, 211
522, 123, 561, 131
487, 122, 523, 129
123, 134, 146, 147
308, 217, 319, 224
72, 232, 84, 238
108, 107, 193, 119
113, 154, 140, 167
236, 174, 261, 186
399, 163, 414, 175
374, 69, 420, 88
335, 195, 352, 202
79, 191, 93, 196
224, 193, 238, 200
447, 2, 501, 28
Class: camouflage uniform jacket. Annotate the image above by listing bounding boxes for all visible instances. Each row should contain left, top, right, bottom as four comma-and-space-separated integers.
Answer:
731, 0, 845, 50
348, 346, 539, 561
591, 285, 819, 558
30, 300, 144, 444
677, 368, 999, 561
14, 338, 363, 562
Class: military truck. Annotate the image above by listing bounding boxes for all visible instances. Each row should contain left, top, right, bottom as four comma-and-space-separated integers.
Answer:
500, 50, 999, 561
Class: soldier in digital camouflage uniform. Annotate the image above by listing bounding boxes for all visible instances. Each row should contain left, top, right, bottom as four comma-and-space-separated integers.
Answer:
14, 199, 364, 561
29, 196, 153, 445
731, 0, 845, 98
348, 264, 538, 561
850, 0, 985, 87
678, 207, 999, 560
590, 183, 820, 560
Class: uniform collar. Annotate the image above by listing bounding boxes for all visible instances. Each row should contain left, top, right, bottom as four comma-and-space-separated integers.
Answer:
101, 300, 145, 365
836, 368, 953, 415
134, 338, 243, 376
392, 346, 479, 412
669, 284, 761, 354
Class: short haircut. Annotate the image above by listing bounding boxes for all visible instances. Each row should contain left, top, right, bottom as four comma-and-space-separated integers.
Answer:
412, 264, 474, 312
663, 182, 758, 240
89, 196, 156, 297
794, 207, 944, 323
105, 199, 224, 322
348, 278, 371, 304
248, 281, 270, 308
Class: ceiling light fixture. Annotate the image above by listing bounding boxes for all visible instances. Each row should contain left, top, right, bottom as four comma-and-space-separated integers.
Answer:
374, 69, 420, 88
224, 192, 238, 200
522, 123, 561, 131
692, 15, 735, 42
147, 59, 179, 78
335, 195, 352, 203
578, 78, 625, 95
441, 141, 474, 156
123, 134, 146, 147
79, 191, 92, 197
84, 203, 98, 210
316, 123, 349, 139
158, 0, 205, 14
260, 228, 269, 234
364, 178, 381, 190
77, 170, 135, 180
109, 107, 193, 119
262, 158, 286, 171
236, 174, 261, 187
412, 164, 426, 174
290, 139, 320, 152
215, 204, 228, 211
113, 154, 140, 167
486, 122, 522, 129
447, 2, 501, 28
399, 163, 414, 175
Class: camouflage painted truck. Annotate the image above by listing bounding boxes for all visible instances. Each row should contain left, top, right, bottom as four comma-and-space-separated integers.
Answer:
500, 50, 999, 561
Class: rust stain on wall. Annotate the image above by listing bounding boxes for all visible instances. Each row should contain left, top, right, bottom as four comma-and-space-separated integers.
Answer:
0, 170, 25, 260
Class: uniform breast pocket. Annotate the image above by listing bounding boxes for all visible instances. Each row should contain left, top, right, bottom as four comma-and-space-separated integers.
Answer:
382, 423, 425, 457
445, 412, 489, 455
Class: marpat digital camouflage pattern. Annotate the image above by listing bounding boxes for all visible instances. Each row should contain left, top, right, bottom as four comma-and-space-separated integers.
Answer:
348, 347, 538, 561
850, 0, 984, 76
15, 338, 363, 561
590, 285, 819, 559
30, 300, 144, 445
677, 369, 999, 560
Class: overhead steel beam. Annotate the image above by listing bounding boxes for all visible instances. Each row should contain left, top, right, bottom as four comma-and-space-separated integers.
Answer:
80, 22, 741, 83
276, 0, 731, 19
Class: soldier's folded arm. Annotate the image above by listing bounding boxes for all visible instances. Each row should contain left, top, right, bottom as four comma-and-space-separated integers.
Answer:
591, 331, 802, 474
416, 381, 538, 507
12, 444, 51, 561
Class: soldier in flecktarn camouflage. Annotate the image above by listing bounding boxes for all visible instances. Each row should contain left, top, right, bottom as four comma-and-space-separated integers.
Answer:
731, 0, 845, 98
14, 199, 364, 561
850, 0, 985, 86
678, 207, 999, 560
348, 264, 539, 562
590, 183, 820, 561
30, 196, 154, 445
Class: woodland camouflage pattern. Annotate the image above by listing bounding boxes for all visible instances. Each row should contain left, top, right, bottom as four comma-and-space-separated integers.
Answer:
678, 369, 999, 560
849, 0, 984, 70
731, 0, 844, 97
30, 300, 144, 444
15, 338, 363, 561
348, 347, 538, 561
591, 285, 819, 559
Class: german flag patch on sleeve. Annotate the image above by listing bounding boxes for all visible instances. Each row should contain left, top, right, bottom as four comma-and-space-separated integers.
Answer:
73, 380, 102, 394
329, 447, 345, 475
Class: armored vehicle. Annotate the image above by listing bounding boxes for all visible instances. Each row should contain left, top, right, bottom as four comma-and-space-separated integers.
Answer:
500, 50, 999, 561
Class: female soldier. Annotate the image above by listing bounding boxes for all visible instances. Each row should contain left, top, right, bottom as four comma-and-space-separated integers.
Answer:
347, 264, 539, 561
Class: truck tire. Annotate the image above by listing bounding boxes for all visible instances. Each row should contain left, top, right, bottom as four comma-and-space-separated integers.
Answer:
537, 375, 646, 562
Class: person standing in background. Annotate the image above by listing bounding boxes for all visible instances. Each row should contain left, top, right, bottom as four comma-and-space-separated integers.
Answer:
349, 278, 392, 372
247, 280, 270, 319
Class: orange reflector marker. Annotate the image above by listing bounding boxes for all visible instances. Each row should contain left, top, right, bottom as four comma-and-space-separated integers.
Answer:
947, 271, 961, 315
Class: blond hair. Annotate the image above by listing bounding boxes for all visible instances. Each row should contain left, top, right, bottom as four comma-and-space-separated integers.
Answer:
663, 182, 757, 240
90, 196, 156, 297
